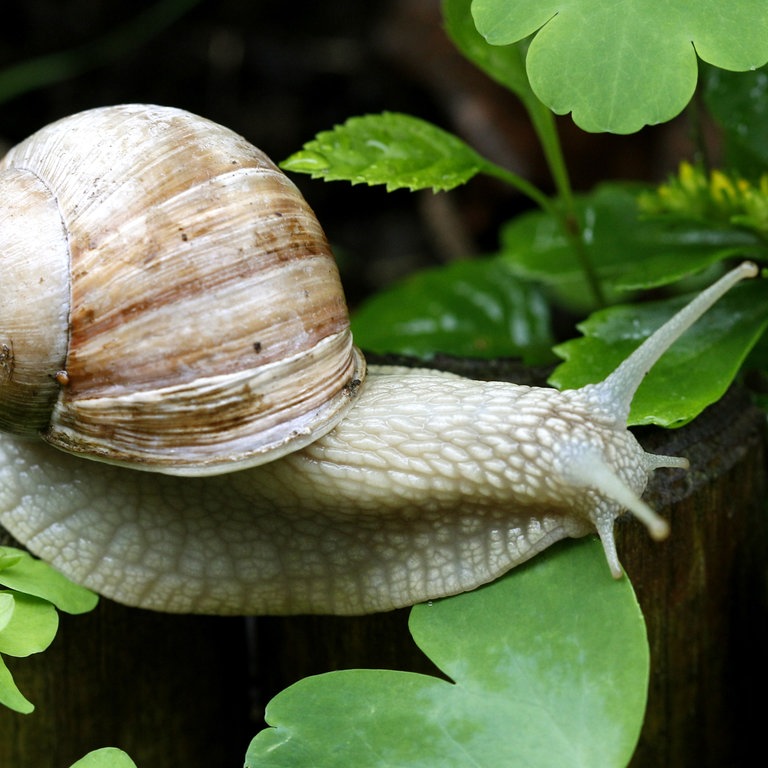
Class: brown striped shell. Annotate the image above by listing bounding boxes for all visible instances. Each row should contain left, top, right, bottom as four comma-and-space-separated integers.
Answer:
0, 104, 364, 476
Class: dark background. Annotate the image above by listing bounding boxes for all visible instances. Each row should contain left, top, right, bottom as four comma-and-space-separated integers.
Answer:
0, 4, 748, 766
0, 0, 708, 308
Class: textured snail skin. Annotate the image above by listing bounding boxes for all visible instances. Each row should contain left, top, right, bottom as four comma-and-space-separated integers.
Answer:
0, 263, 756, 615
0, 370, 656, 614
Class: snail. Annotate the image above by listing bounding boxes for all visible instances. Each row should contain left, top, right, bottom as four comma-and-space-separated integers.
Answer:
0, 104, 758, 615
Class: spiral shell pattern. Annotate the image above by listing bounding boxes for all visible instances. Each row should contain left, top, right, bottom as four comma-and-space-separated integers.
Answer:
0, 104, 364, 475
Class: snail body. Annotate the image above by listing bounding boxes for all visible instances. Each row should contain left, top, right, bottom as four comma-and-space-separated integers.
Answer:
0, 105, 757, 614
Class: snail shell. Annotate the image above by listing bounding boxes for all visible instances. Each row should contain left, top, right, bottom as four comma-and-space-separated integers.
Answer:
0, 104, 364, 475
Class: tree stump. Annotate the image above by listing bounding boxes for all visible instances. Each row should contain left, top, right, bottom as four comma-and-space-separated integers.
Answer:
626, 386, 768, 766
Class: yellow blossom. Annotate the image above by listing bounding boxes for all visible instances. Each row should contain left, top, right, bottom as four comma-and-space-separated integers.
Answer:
639, 162, 768, 236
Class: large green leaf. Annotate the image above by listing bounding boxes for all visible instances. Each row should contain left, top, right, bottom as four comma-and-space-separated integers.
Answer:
0, 546, 98, 614
498, 183, 762, 311
471, 0, 768, 133
246, 538, 648, 768
351, 258, 554, 363
281, 112, 486, 192
551, 278, 768, 426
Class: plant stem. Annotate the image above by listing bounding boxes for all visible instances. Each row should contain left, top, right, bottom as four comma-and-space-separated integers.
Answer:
524, 97, 606, 306
482, 150, 606, 308
480, 161, 555, 214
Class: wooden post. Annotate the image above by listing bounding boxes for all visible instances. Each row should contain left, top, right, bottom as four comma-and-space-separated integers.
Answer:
625, 387, 768, 766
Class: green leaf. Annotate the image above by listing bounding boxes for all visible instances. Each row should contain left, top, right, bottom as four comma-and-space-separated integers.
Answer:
0, 547, 98, 614
551, 278, 768, 426
0, 591, 58, 657
0, 653, 33, 714
471, 0, 768, 133
442, 0, 577, 213
702, 63, 768, 174
246, 538, 648, 768
281, 112, 486, 192
351, 258, 555, 363
0, 593, 14, 633
498, 183, 761, 311
0, 551, 23, 570
69, 748, 138, 768
442, 0, 531, 99
0, 550, 96, 715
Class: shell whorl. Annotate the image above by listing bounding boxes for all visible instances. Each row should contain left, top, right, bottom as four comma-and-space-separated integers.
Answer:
0, 169, 70, 435
0, 104, 364, 475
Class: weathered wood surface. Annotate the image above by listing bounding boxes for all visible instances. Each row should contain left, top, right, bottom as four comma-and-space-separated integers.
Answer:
627, 387, 768, 767
0, 591, 251, 766
1, 383, 766, 767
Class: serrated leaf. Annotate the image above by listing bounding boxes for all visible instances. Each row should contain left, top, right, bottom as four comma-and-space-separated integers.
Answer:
551, 279, 768, 426
498, 183, 761, 311
0, 591, 58, 657
0, 653, 33, 714
246, 538, 648, 768
351, 258, 554, 363
281, 112, 485, 191
69, 748, 138, 768
472, 0, 768, 133
0, 547, 98, 614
